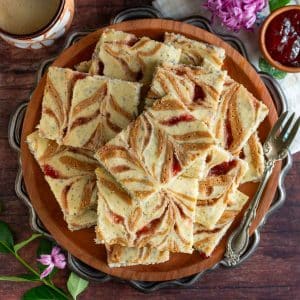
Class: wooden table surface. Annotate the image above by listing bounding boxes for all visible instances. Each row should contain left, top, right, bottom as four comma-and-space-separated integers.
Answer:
0, 1, 299, 299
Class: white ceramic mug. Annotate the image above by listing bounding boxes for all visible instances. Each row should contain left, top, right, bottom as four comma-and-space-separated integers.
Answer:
0, 0, 74, 49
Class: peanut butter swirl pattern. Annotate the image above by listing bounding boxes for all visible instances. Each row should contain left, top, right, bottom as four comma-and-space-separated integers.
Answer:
95, 159, 201, 253
38, 66, 142, 152
145, 96, 215, 168
63, 76, 141, 151
164, 32, 226, 69
28, 29, 271, 266
95, 95, 215, 202
38, 67, 86, 143
27, 131, 99, 230
193, 190, 248, 256
156, 42, 267, 185
145, 63, 226, 127
195, 146, 248, 229
240, 132, 265, 183
89, 29, 182, 83
90, 29, 138, 76
214, 76, 268, 155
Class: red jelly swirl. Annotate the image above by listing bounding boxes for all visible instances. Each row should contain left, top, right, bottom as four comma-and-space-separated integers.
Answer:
193, 85, 206, 104
208, 160, 237, 177
172, 153, 182, 176
110, 211, 124, 224
160, 114, 195, 126
43, 164, 60, 179
136, 218, 161, 238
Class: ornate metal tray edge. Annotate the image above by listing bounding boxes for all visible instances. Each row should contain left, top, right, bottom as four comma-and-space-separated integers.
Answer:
8, 6, 293, 293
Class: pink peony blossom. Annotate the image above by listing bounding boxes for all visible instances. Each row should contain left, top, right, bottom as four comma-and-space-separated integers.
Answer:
204, 0, 267, 31
37, 246, 66, 279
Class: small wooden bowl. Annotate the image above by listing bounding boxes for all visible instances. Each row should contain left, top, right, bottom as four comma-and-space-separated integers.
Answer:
259, 5, 300, 73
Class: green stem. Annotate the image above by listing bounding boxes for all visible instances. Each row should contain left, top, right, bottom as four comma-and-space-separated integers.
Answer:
14, 233, 43, 252
13, 252, 70, 299
1, 237, 70, 298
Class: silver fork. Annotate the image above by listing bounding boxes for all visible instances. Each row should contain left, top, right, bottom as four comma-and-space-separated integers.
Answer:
224, 111, 300, 266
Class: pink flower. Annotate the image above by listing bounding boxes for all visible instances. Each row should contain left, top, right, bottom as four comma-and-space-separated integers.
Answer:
37, 246, 66, 278
204, 0, 267, 31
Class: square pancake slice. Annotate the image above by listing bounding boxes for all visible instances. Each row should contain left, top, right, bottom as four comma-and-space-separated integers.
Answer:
193, 190, 248, 257
145, 95, 215, 169
164, 32, 226, 69
95, 95, 215, 202
195, 146, 248, 229
105, 245, 169, 267
38, 67, 142, 151
95, 160, 200, 254
27, 131, 99, 230
214, 76, 269, 155
89, 29, 181, 83
89, 29, 138, 75
121, 101, 214, 185
63, 76, 142, 151
145, 63, 226, 126
120, 113, 183, 186
95, 131, 160, 202
240, 132, 265, 183
38, 66, 85, 143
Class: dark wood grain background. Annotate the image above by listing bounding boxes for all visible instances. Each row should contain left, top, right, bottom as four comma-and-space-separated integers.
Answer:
0, 1, 299, 299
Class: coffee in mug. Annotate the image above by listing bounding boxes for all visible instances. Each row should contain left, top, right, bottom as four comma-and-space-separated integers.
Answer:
0, 0, 61, 36
0, 0, 74, 49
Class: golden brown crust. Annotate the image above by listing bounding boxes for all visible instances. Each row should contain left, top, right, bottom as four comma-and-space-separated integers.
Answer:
58, 156, 99, 172
98, 176, 132, 205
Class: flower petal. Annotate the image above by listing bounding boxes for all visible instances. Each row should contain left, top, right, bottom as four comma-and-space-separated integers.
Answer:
40, 264, 54, 279
37, 254, 52, 266
53, 253, 66, 269
204, 0, 265, 31
54, 259, 66, 269
51, 246, 61, 256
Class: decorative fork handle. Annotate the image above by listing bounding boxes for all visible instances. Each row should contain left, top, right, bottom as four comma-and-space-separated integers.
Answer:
223, 159, 275, 266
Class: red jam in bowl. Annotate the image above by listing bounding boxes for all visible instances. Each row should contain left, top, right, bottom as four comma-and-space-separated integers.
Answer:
265, 9, 300, 67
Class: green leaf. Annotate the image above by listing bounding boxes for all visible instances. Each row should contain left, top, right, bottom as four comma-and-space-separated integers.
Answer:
67, 272, 89, 300
269, 0, 291, 12
22, 285, 67, 300
0, 220, 14, 253
0, 274, 39, 282
14, 233, 42, 252
259, 57, 287, 79
37, 238, 57, 278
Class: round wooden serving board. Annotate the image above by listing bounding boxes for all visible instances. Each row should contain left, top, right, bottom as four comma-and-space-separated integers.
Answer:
21, 19, 281, 282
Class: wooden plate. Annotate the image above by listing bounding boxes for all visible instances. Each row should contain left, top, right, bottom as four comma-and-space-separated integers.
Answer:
21, 19, 281, 282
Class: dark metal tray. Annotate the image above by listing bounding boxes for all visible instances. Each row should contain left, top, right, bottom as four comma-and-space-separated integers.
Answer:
8, 6, 292, 293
